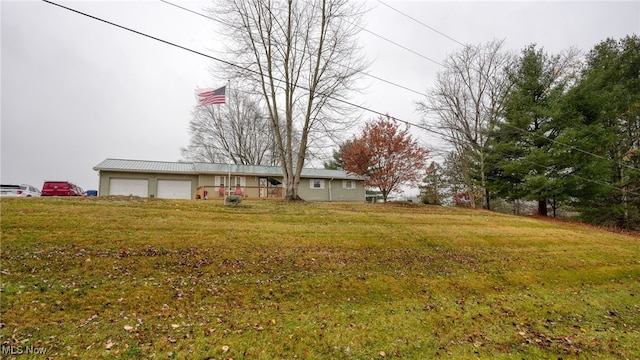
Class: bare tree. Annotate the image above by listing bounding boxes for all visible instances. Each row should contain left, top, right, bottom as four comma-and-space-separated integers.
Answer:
417, 39, 514, 209
182, 90, 278, 166
212, 0, 368, 200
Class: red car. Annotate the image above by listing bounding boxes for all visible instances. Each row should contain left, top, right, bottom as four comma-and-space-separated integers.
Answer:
41, 181, 84, 196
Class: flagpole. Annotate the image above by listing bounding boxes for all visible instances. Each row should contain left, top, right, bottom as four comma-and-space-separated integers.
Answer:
227, 79, 232, 197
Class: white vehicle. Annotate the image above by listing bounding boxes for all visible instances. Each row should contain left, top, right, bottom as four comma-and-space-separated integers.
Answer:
0, 184, 41, 197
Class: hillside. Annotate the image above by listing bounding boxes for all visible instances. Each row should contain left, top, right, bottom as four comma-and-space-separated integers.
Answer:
1, 197, 638, 359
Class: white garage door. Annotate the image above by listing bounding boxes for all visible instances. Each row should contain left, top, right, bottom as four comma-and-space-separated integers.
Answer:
157, 180, 192, 199
109, 178, 148, 197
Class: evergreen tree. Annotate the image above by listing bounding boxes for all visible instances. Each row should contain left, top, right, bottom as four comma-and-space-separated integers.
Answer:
419, 162, 445, 205
323, 142, 354, 170
489, 45, 577, 216
556, 36, 640, 229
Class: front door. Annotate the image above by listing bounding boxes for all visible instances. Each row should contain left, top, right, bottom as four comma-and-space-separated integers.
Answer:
259, 177, 268, 198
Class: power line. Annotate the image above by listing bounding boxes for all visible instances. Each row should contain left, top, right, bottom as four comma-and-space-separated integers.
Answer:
354, 26, 444, 67
159, 0, 440, 88
159, 0, 429, 98
497, 121, 640, 173
41, 0, 242, 74
374, 0, 639, 174
159, 0, 233, 28
41, 0, 638, 197
372, 0, 640, 174
39, 1, 431, 133
376, 0, 466, 47
160, 1, 638, 175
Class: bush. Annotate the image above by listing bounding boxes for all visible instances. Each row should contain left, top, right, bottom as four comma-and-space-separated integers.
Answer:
224, 195, 242, 206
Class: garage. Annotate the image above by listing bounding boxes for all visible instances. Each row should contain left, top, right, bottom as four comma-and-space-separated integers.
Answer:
109, 178, 148, 197
157, 180, 192, 199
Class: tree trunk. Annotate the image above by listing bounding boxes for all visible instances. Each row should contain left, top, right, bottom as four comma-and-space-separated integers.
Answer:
480, 152, 490, 210
485, 187, 491, 211
538, 199, 548, 216
283, 173, 302, 201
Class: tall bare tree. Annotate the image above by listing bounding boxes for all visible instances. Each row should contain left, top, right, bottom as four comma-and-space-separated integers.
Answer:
182, 90, 278, 166
417, 40, 514, 209
212, 0, 368, 200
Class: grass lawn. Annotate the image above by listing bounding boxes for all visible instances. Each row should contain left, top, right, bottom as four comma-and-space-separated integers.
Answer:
1, 197, 638, 359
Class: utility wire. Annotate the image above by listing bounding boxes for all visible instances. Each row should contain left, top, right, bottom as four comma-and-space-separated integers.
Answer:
175, 0, 638, 189
497, 121, 640, 173
161, 0, 443, 67
164, 0, 638, 173
376, 0, 466, 47
159, 0, 233, 28
354, 26, 444, 67
370, 0, 640, 173
40, 1, 431, 133
159, 0, 215, 22
41, 0, 639, 197
159, 0, 429, 97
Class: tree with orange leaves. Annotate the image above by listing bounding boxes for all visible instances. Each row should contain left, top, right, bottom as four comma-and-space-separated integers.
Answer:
341, 115, 430, 202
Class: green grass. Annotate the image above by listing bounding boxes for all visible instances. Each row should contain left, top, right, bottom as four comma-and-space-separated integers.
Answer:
1, 197, 638, 359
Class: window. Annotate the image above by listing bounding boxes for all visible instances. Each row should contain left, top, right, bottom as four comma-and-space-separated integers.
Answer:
216, 176, 245, 187
342, 180, 356, 189
215, 176, 227, 187
310, 179, 325, 189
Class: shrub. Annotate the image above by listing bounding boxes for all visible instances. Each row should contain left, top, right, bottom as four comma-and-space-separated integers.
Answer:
224, 195, 242, 206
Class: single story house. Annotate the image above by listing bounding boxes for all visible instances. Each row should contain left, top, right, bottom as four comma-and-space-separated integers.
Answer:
93, 158, 366, 201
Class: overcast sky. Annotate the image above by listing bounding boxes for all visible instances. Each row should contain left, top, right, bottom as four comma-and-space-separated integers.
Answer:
2, 0, 638, 191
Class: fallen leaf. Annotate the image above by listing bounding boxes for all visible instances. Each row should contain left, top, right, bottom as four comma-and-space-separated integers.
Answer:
124, 325, 134, 332
105, 340, 114, 350
379, 351, 386, 358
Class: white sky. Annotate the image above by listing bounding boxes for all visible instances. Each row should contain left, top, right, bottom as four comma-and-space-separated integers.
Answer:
2, 0, 639, 191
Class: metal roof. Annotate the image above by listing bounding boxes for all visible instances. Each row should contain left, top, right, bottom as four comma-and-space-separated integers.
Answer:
94, 158, 361, 180
93, 159, 197, 173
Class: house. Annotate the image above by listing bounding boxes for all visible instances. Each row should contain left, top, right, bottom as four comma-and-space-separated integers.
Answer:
93, 158, 366, 201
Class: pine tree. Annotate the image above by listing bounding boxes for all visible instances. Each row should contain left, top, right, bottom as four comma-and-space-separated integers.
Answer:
556, 36, 640, 229
490, 45, 577, 216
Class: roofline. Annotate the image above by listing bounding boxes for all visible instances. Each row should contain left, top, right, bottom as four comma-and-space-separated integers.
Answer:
94, 158, 363, 180
92, 158, 198, 174
92, 168, 199, 175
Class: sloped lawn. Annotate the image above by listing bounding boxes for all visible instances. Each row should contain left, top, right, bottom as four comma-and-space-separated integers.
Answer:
1, 197, 638, 359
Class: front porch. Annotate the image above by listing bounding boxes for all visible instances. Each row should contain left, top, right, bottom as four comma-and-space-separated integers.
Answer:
194, 185, 283, 200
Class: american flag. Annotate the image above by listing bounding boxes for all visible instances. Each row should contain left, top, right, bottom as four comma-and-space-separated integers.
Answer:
196, 86, 226, 106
